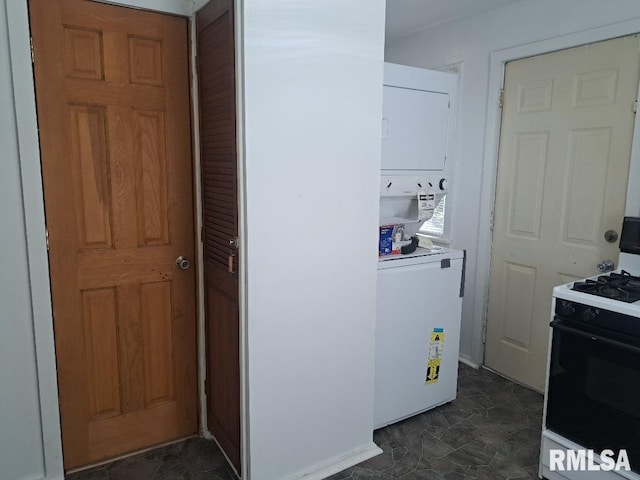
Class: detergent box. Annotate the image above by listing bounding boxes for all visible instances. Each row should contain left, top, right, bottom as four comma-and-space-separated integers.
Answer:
379, 225, 404, 256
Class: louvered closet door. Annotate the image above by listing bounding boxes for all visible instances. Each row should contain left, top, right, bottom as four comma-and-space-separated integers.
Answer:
196, 0, 241, 474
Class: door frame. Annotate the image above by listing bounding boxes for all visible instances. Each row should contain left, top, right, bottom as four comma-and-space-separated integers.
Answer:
474, 19, 640, 367
5, 0, 248, 478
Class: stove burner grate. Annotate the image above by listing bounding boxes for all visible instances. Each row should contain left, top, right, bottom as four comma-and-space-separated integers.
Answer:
572, 270, 640, 303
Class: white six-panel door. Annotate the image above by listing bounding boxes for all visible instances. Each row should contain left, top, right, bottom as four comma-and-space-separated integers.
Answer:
485, 35, 640, 391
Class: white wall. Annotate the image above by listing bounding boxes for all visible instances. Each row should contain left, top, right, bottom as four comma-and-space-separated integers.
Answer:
385, 0, 640, 366
242, 1, 386, 479
0, 1, 48, 479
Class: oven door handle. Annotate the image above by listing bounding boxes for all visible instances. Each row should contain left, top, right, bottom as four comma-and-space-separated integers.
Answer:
551, 319, 640, 355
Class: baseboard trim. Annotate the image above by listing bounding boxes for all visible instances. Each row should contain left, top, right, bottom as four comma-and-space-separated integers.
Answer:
459, 354, 480, 369
280, 442, 382, 480
201, 431, 240, 479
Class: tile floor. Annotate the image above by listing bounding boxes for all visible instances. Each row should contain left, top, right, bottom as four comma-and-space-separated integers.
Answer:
66, 363, 543, 480
65, 437, 236, 480
328, 363, 543, 480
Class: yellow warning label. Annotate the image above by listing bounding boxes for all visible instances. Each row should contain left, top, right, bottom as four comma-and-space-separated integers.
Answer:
425, 329, 444, 385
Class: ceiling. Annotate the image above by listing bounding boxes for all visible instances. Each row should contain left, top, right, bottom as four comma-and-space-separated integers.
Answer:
385, 0, 523, 42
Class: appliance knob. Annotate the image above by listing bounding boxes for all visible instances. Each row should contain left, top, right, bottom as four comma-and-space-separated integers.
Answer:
439, 178, 448, 191
560, 301, 575, 316
582, 308, 597, 322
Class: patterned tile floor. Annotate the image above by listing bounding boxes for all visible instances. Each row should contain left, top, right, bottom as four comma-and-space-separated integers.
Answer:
65, 437, 236, 480
329, 363, 543, 480
66, 363, 543, 480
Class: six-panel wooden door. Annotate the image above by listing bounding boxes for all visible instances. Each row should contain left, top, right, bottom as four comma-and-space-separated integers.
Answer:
30, 0, 198, 469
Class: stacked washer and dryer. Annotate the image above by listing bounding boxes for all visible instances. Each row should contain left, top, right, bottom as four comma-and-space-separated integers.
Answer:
374, 63, 465, 428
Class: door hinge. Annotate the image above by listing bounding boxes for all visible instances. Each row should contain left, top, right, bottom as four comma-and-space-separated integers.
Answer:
45, 228, 49, 251
30, 37, 34, 64
489, 211, 495, 231
481, 323, 487, 344
498, 89, 504, 109
634, 100, 638, 114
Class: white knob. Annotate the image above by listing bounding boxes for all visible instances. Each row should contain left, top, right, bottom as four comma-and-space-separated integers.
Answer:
439, 178, 448, 191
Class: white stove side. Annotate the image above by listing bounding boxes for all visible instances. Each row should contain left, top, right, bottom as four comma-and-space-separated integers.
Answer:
540, 430, 640, 480
618, 253, 640, 274
539, 296, 556, 480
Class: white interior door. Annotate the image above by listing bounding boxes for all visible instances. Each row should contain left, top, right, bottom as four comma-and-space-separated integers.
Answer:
485, 35, 640, 391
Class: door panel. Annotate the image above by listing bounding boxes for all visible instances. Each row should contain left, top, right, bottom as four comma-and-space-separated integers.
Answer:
196, 0, 241, 473
29, 0, 197, 469
485, 35, 640, 391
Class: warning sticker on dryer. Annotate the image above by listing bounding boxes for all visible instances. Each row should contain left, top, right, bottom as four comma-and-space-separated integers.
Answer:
426, 328, 444, 385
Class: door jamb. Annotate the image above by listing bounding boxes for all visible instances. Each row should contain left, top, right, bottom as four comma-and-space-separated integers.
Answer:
188, 13, 209, 444
474, 19, 640, 367
232, 0, 250, 476
6, 1, 63, 478
5, 1, 246, 478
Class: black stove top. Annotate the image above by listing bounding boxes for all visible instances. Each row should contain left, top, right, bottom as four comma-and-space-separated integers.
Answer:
572, 270, 640, 303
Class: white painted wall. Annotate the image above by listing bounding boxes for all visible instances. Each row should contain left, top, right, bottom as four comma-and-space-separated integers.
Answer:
241, 1, 386, 479
385, 0, 640, 366
1, 1, 48, 479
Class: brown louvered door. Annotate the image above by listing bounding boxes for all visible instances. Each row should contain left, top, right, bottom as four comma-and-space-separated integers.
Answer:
29, 0, 197, 470
196, 0, 241, 474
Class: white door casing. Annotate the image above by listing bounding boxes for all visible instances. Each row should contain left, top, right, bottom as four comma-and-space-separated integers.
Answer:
485, 35, 640, 391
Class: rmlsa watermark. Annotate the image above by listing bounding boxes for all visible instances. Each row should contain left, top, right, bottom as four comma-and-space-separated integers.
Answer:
550, 449, 631, 472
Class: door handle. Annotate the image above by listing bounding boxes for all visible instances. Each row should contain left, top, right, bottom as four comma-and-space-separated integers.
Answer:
228, 253, 236, 274
551, 319, 640, 356
596, 260, 615, 273
381, 116, 389, 139
228, 237, 238, 274
175, 256, 191, 270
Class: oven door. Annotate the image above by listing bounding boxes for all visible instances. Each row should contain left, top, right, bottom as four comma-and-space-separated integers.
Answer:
546, 317, 640, 472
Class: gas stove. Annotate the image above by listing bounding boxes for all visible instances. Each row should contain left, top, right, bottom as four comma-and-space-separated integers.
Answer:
554, 276, 640, 318
541, 220, 640, 480
553, 253, 640, 317
572, 270, 640, 303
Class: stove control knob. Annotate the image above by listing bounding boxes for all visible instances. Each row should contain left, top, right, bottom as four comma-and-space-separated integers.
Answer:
582, 307, 598, 322
560, 301, 575, 316
439, 178, 448, 191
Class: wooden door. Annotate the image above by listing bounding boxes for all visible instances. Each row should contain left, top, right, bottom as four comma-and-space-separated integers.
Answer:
485, 35, 640, 391
196, 0, 241, 474
30, 0, 197, 469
